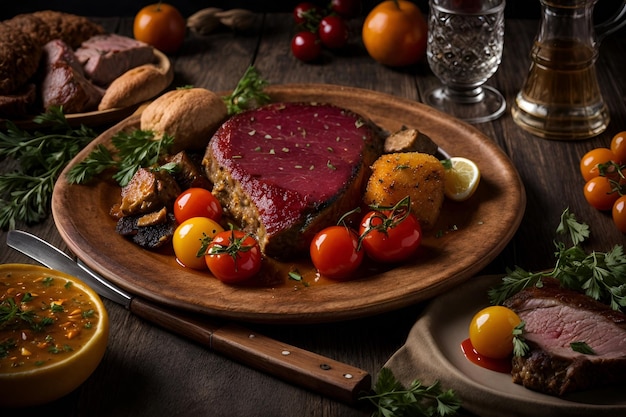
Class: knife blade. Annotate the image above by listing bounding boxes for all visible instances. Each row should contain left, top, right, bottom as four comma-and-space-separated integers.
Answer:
6, 230, 371, 404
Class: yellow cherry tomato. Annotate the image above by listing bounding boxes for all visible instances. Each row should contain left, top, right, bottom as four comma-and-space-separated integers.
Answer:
469, 305, 521, 359
362, 0, 428, 67
133, 3, 186, 53
172, 217, 224, 269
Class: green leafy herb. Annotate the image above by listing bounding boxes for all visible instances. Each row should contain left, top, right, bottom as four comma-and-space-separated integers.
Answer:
570, 341, 596, 355
223, 65, 271, 115
67, 130, 175, 187
512, 321, 529, 357
488, 208, 626, 311
361, 368, 461, 417
0, 107, 98, 229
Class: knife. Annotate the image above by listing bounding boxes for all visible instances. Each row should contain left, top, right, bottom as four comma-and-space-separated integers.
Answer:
6, 230, 371, 404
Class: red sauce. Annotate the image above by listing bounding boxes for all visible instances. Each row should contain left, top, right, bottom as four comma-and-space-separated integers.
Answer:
461, 338, 512, 373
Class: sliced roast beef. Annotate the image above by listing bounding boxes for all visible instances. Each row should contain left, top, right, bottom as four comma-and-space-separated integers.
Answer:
503, 277, 626, 396
75, 33, 155, 86
203, 102, 385, 259
40, 39, 104, 113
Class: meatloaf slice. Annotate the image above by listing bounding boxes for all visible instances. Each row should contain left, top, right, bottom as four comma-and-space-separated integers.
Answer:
203, 102, 384, 259
504, 277, 626, 396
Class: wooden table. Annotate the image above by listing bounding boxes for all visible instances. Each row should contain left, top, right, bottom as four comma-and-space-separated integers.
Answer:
2, 14, 625, 416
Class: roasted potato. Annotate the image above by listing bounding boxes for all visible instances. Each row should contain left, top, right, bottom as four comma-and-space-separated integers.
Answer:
364, 152, 445, 228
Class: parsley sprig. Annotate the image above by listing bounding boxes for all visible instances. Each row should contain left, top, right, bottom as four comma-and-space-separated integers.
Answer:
223, 65, 271, 115
488, 208, 626, 311
66, 130, 174, 187
361, 368, 461, 417
0, 107, 97, 229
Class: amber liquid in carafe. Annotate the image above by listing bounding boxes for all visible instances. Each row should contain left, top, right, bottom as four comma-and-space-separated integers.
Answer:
513, 37, 609, 139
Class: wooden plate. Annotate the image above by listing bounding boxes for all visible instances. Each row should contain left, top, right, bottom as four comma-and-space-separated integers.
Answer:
4, 50, 171, 130
51, 84, 526, 324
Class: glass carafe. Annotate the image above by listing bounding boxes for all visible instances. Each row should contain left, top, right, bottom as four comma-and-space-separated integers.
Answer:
511, 0, 626, 140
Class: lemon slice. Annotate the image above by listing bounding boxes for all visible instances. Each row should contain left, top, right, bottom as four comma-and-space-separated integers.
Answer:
444, 157, 481, 202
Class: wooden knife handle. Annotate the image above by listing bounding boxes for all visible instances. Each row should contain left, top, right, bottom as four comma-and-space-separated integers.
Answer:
129, 297, 371, 404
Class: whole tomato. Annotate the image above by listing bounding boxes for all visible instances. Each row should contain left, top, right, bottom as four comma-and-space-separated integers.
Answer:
291, 31, 322, 62
319, 15, 349, 49
362, 0, 428, 67
134, 3, 186, 53
583, 176, 619, 211
331, 0, 361, 18
174, 188, 222, 224
610, 131, 626, 164
359, 208, 422, 263
612, 195, 626, 233
310, 225, 364, 280
579, 147, 617, 182
172, 217, 224, 270
205, 230, 262, 283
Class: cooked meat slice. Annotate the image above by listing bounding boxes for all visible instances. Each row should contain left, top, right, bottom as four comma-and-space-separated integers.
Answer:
203, 102, 384, 259
165, 151, 212, 190
383, 127, 438, 155
119, 168, 181, 216
504, 277, 626, 396
116, 211, 176, 249
40, 40, 104, 113
75, 33, 155, 86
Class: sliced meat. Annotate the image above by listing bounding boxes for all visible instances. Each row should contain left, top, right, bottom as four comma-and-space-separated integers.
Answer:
116, 210, 177, 249
40, 40, 104, 113
165, 151, 212, 190
75, 33, 155, 86
504, 277, 626, 396
203, 102, 384, 259
118, 168, 181, 216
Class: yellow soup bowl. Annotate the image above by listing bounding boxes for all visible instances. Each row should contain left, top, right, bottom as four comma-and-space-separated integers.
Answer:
0, 264, 109, 407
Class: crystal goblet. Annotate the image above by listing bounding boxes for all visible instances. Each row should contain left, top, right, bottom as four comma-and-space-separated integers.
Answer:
425, 0, 506, 124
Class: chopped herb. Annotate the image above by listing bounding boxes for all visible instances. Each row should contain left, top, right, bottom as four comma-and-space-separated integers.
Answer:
269, 149, 276, 155
327, 147, 334, 152
512, 321, 529, 357
327, 160, 336, 170
64, 281, 73, 290
571, 341, 596, 355
281, 147, 289, 152
50, 303, 64, 313
0, 106, 98, 229
248, 130, 256, 136
82, 309, 95, 319
488, 208, 626, 311
222, 65, 271, 115
361, 368, 461, 417
42, 277, 54, 286
288, 271, 309, 287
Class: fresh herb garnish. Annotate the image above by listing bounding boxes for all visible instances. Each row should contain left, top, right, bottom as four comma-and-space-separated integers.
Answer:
488, 208, 626, 311
67, 130, 175, 187
361, 368, 461, 417
512, 321, 529, 357
223, 65, 271, 115
570, 341, 596, 355
0, 107, 98, 229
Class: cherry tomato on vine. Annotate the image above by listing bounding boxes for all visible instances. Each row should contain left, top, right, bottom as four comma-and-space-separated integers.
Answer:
293, 2, 319, 25
173, 217, 224, 270
583, 176, 619, 211
613, 196, 626, 233
610, 131, 626, 164
469, 306, 521, 359
330, 0, 361, 18
174, 188, 222, 224
310, 225, 364, 280
205, 230, 262, 283
362, 0, 428, 67
318, 15, 349, 49
291, 31, 322, 62
579, 147, 617, 182
133, 3, 186, 53
359, 206, 422, 263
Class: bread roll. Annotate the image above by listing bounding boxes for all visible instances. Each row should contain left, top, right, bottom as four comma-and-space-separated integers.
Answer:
98, 64, 171, 110
140, 88, 228, 153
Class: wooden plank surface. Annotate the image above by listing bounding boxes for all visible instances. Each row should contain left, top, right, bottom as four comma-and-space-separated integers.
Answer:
1, 14, 626, 417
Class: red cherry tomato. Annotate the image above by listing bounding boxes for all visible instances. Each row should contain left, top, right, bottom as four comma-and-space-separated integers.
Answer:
205, 230, 262, 283
584, 176, 619, 211
293, 2, 319, 24
610, 131, 626, 164
310, 225, 364, 280
133, 3, 186, 53
359, 208, 422, 263
331, 0, 361, 18
174, 188, 222, 224
291, 31, 322, 62
579, 147, 617, 182
318, 15, 349, 49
